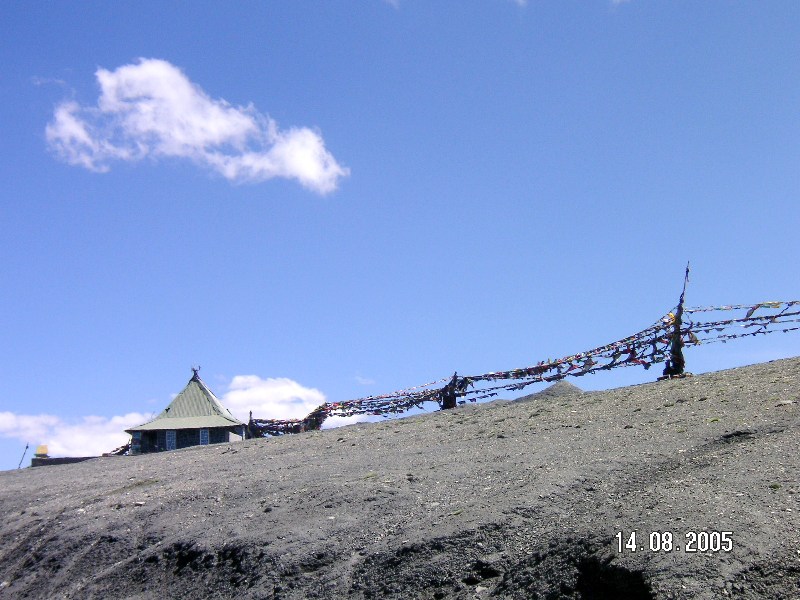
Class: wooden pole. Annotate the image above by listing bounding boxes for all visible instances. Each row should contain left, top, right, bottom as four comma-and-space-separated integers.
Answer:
17, 443, 29, 469
441, 372, 459, 410
664, 263, 690, 377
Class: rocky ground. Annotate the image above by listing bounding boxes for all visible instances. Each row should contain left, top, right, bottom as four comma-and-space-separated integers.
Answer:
0, 358, 798, 599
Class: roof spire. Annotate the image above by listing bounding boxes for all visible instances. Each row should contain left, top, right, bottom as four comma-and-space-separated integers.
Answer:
191, 365, 201, 381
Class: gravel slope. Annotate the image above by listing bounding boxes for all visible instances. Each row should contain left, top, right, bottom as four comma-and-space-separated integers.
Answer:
0, 357, 798, 599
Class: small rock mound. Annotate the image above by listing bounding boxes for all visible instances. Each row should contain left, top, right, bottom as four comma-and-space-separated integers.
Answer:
515, 380, 584, 403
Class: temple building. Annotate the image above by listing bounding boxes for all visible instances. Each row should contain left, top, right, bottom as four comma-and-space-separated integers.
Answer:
126, 369, 246, 454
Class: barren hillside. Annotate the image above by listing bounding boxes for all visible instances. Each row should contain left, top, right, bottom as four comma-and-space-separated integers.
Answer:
1, 358, 798, 599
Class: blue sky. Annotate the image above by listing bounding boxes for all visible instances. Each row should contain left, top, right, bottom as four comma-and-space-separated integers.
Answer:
2, 1, 799, 470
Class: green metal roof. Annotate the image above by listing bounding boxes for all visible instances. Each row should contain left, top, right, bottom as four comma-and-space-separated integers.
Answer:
126, 371, 244, 432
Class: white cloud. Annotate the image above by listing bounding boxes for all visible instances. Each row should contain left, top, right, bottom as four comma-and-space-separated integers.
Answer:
222, 375, 327, 422
322, 414, 374, 428
46, 58, 349, 194
222, 375, 373, 428
0, 411, 150, 458
354, 375, 376, 386
31, 75, 67, 87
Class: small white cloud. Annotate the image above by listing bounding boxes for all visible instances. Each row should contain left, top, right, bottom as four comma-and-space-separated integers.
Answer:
0, 412, 61, 444
222, 376, 327, 422
223, 375, 381, 430
322, 414, 373, 428
354, 375, 376, 386
46, 58, 349, 194
31, 75, 67, 87
0, 411, 150, 458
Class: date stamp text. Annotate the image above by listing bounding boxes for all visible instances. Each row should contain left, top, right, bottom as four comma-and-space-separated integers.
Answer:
615, 530, 733, 553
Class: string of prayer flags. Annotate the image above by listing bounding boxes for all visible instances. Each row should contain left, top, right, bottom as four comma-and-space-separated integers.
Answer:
247, 298, 800, 437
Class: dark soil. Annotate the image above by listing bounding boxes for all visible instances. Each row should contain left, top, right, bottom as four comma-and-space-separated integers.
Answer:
1, 358, 799, 599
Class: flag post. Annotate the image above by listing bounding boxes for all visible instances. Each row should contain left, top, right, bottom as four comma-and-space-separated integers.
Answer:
661, 263, 691, 379
17, 443, 29, 469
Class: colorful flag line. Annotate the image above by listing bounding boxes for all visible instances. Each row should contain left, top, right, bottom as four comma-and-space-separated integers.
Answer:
248, 299, 799, 437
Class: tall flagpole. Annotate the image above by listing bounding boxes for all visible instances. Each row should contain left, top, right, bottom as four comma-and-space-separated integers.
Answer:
665, 262, 690, 377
